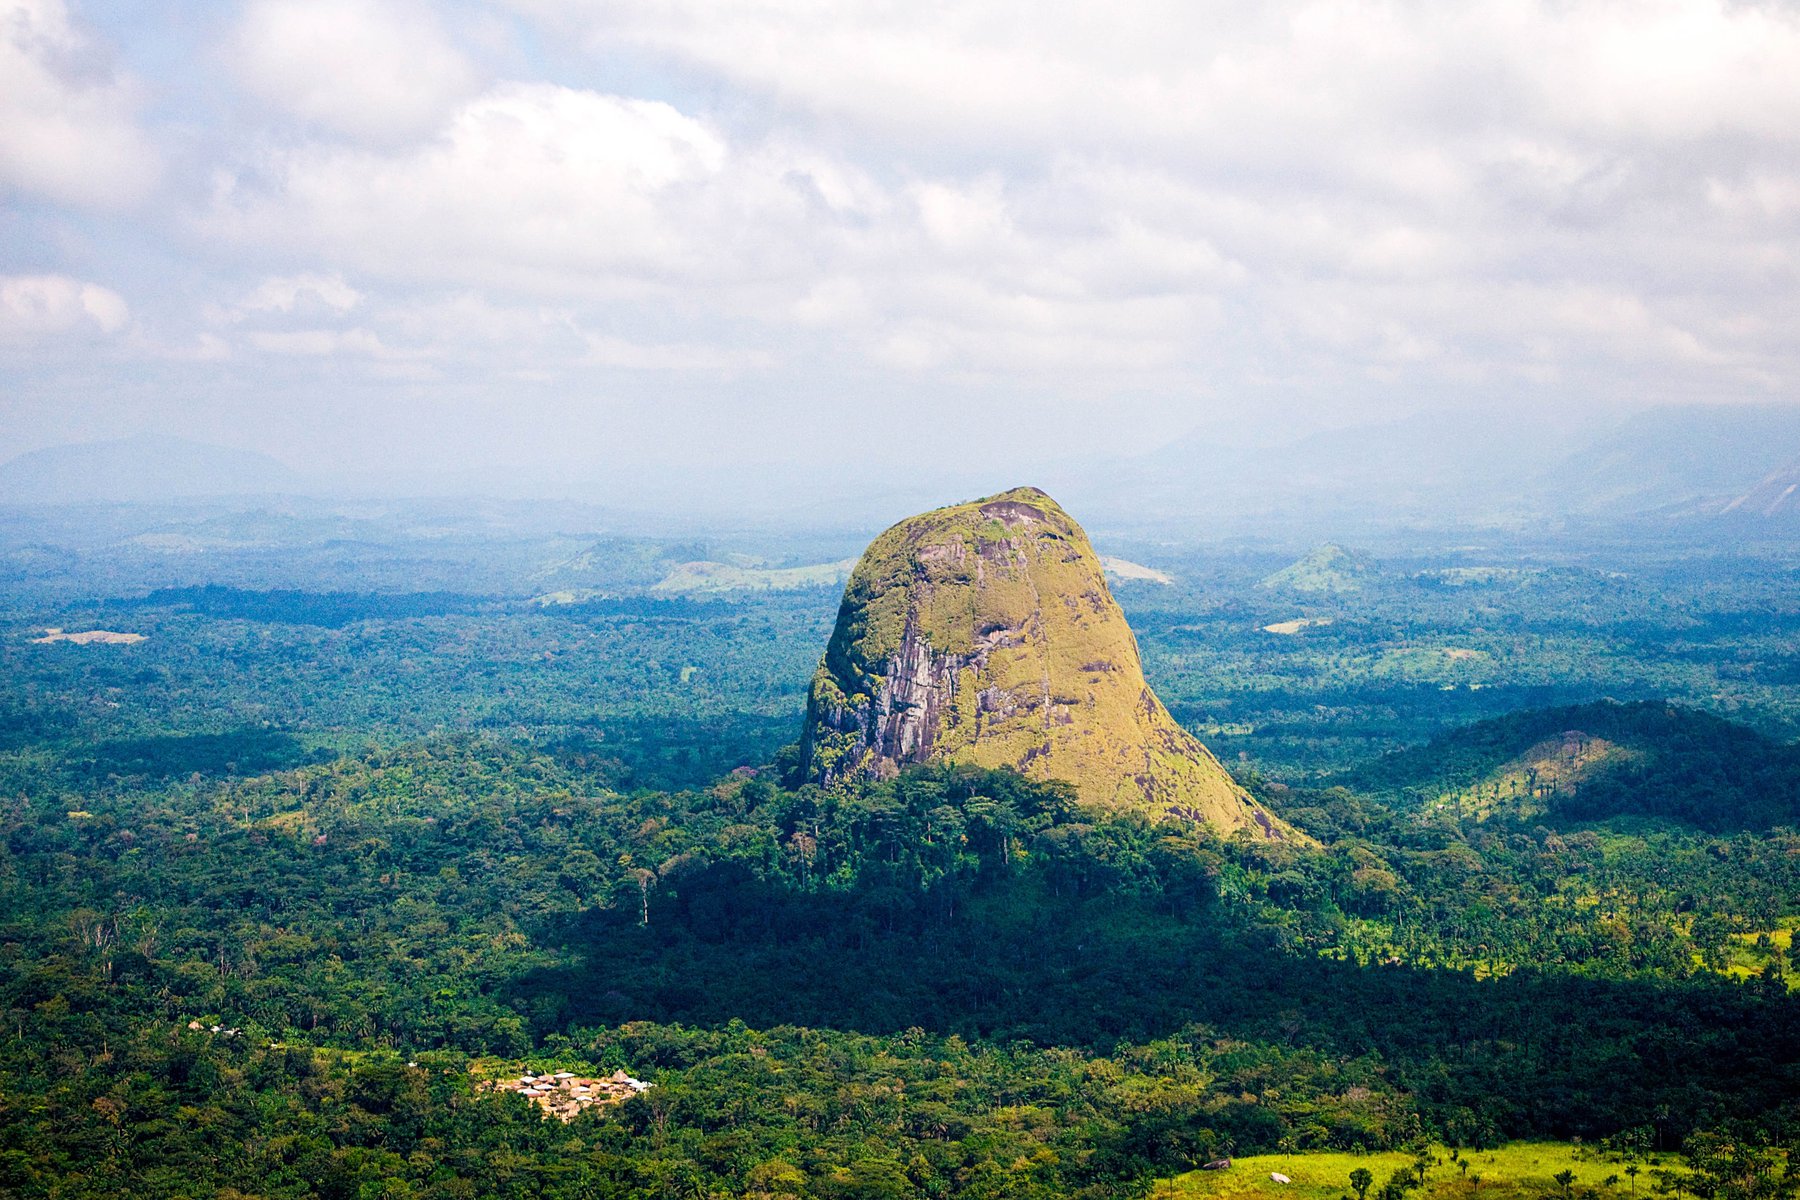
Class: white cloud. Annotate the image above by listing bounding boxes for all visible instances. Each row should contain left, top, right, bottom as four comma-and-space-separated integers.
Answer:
8, 0, 1797, 452
246, 328, 392, 357
207, 280, 769, 381
225, 271, 361, 318
231, 0, 481, 143
914, 179, 1012, 251
0, 0, 158, 207
583, 334, 774, 372
516, 0, 1800, 158
1548, 0, 1800, 141
234, 273, 363, 317
464, 0, 1796, 394
0, 274, 129, 341
205, 83, 736, 291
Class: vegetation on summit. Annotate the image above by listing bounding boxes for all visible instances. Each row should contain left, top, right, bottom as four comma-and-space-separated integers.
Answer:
1259, 544, 1378, 594
800, 488, 1288, 836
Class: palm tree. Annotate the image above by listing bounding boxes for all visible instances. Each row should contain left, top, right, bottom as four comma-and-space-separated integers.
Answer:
1626, 1165, 1641, 1196
627, 868, 656, 926
1351, 1168, 1375, 1200
1555, 1169, 1577, 1200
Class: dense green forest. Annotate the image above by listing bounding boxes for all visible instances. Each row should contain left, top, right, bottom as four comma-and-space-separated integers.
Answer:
3, 748, 1796, 1198
1, 512, 1797, 1198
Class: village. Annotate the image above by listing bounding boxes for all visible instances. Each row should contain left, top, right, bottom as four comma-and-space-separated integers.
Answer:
481, 1068, 652, 1122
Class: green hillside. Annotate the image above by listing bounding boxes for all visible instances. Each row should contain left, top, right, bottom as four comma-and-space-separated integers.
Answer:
1344, 700, 1800, 830
651, 557, 856, 594
1260, 543, 1378, 593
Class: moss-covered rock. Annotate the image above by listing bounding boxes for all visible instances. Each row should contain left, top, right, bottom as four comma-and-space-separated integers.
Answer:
800, 487, 1293, 838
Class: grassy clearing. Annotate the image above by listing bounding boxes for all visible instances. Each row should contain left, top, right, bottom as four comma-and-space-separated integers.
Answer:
1155, 1143, 1672, 1200
1698, 918, 1798, 989
1263, 618, 1334, 635
1103, 556, 1176, 584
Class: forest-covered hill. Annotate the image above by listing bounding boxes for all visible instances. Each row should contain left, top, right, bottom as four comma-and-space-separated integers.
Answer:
1, 744, 1795, 1199
1, 519, 1797, 1199
1341, 701, 1800, 830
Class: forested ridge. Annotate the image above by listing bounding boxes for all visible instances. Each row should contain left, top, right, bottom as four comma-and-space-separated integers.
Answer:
2, 737, 1796, 1198
1342, 701, 1800, 830
4, 531, 1800, 1199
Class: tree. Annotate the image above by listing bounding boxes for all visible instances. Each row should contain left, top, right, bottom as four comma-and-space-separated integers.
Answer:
1381, 1168, 1421, 1200
1556, 1170, 1578, 1200
1352, 1167, 1375, 1200
1684, 1128, 1794, 1200
626, 868, 657, 926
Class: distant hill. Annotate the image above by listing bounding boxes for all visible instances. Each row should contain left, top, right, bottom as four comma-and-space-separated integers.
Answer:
0, 435, 300, 503
533, 538, 861, 596
652, 558, 855, 594
1054, 409, 1566, 534
1345, 700, 1800, 831
1259, 543, 1375, 593
1539, 405, 1800, 516
1691, 458, 1800, 523
1048, 403, 1800, 537
533, 536, 711, 592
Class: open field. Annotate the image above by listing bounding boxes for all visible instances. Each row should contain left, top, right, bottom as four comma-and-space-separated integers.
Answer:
1157, 1144, 1674, 1200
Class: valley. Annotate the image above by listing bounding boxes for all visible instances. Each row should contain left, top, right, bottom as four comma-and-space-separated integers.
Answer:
10, 0, 1800, 1189
0, 497, 1795, 1199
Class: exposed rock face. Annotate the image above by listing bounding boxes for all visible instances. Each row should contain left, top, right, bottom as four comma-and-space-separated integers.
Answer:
801, 487, 1291, 837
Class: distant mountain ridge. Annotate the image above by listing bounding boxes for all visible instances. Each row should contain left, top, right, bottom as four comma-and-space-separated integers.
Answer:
1704, 460, 1800, 520
1049, 403, 1800, 538
9, 403, 1800, 536
1547, 405, 1800, 516
0, 435, 299, 504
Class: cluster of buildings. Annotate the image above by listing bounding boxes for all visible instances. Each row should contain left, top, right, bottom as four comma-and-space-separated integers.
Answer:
484, 1068, 652, 1122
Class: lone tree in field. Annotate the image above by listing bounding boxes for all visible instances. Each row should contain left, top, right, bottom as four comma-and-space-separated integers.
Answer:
1626, 1165, 1641, 1195
1351, 1167, 1375, 1200
1556, 1170, 1578, 1200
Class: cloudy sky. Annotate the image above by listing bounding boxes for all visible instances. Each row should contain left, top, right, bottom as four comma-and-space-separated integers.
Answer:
2, 0, 1798, 497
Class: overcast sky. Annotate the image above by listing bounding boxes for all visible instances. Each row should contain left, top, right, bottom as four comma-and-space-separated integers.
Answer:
3, 0, 1798, 496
